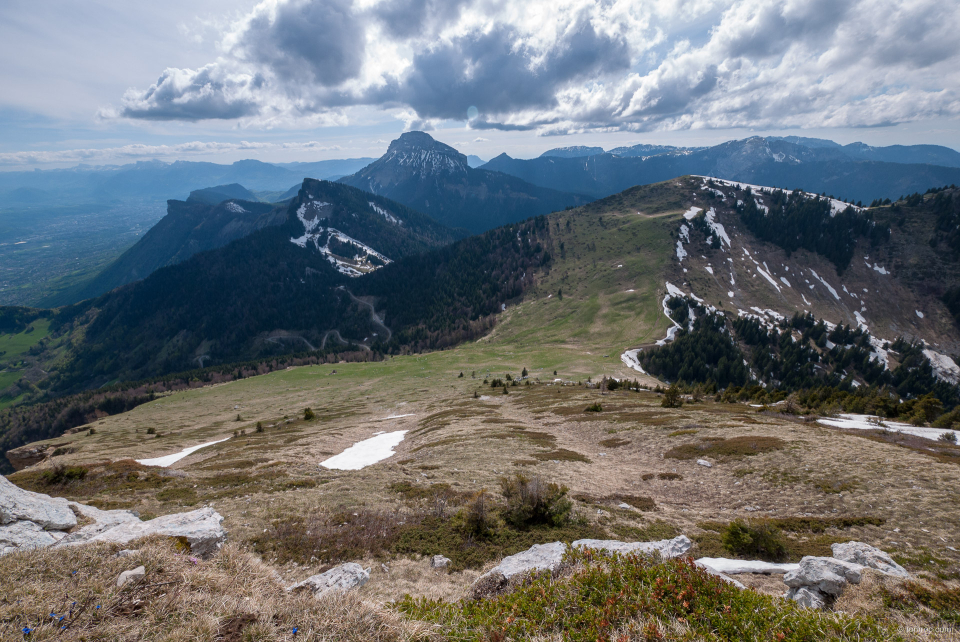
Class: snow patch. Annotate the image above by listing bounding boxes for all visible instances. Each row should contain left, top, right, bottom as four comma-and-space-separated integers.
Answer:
923, 349, 960, 384
136, 438, 231, 468
704, 208, 731, 248
916, 310, 924, 319
683, 206, 702, 220
675, 240, 687, 261
621, 349, 647, 374
809, 269, 840, 300
320, 431, 408, 470
705, 266, 713, 275
818, 414, 957, 443
224, 202, 248, 214
780, 277, 791, 288
368, 202, 399, 224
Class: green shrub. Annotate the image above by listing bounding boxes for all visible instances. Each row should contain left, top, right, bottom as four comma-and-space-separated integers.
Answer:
39, 465, 88, 486
255, 421, 264, 433
584, 402, 602, 412
661, 384, 683, 408
146, 427, 156, 435
397, 548, 898, 641
499, 474, 573, 529
303, 407, 315, 420
721, 520, 787, 561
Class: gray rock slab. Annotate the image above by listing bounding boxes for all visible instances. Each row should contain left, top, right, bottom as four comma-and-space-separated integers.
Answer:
786, 586, 826, 609
61, 503, 141, 545
831, 541, 910, 578
487, 542, 568, 580
288, 563, 370, 596
79, 507, 226, 558
0, 475, 77, 530
784, 556, 862, 596
0, 520, 61, 554
431, 555, 451, 569
572, 535, 692, 559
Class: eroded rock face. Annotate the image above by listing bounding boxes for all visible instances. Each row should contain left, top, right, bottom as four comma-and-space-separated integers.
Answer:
831, 541, 910, 578
0, 474, 77, 530
786, 586, 826, 610
287, 563, 371, 597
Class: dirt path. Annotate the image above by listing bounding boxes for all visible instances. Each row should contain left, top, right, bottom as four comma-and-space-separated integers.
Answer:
338, 286, 392, 341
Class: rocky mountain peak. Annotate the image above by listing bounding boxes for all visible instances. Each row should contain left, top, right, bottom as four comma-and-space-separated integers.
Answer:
382, 131, 468, 175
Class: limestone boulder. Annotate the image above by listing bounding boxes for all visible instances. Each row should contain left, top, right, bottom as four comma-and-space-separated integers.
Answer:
784, 556, 862, 597
78, 507, 226, 558
0, 474, 76, 530
831, 542, 910, 578
288, 563, 370, 597
0, 520, 62, 555
573, 535, 692, 559
786, 586, 826, 610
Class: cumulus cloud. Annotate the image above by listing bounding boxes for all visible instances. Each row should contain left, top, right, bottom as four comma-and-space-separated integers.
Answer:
111, 0, 960, 133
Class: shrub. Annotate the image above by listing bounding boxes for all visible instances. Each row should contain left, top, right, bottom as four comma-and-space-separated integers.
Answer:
661, 384, 683, 408
146, 427, 156, 435
39, 464, 88, 486
499, 474, 573, 529
255, 421, 264, 433
87, 428, 96, 436
584, 402, 602, 412
721, 520, 787, 561
303, 407, 315, 420
463, 489, 495, 535
939, 431, 958, 444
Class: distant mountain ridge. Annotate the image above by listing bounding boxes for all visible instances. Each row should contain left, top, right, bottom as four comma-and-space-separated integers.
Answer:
338, 132, 591, 233
483, 136, 960, 201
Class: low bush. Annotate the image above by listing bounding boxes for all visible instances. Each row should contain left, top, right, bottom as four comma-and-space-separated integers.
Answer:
303, 407, 316, 420
396, 548, 898, 641
584, 402, 602, 412
598, 437, 629, 448
882, 580, 960, 625
38, 464, 88, 487
500, 474, 573, 529
661, 384, 683, 408
721, 520, 787, 562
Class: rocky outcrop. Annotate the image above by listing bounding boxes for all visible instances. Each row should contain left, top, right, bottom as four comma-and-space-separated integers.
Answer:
472, 536, 692, 599
431, 555, 451, 569
0, 474, 77, 530
783, 543, 911, 609
573, 536, 692, 559
696, 558, 799, 575
77, 508, 226, 558
0, 475, 226, 558
288, 563, 371, 597
831, 541, 910, 578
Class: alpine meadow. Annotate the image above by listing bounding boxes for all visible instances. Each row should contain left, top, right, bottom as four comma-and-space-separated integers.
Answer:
2, 1, 960, 640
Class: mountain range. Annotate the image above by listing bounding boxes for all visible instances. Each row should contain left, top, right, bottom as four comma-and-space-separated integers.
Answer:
338, 132, 590, 233
493, 136, 960, 201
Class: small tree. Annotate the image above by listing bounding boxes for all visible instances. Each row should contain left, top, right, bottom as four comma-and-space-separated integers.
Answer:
255, 421, 264, 433
521, 367, 528, 378
661, 384, 683, 408
503, 386, 509, 395
303, 407, 316, 420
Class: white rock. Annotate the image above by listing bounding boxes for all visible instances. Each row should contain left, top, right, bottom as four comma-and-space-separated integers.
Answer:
696, 558, 799, 575
572, 535, 693, 559
0, 475, 77, 530
830, 541, 910, 578
431, 555, 451, 569
115, 549, 140, 558
288, 562, 370, 596
696, 459, 713, 468
117, 565, 145, 588
784, 556, 862, 596
0, 520, 61, 554
79, 507, 226, 558
786, 586, 826, 609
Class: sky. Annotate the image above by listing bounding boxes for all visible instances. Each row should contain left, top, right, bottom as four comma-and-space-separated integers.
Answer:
2, 0, 959, 169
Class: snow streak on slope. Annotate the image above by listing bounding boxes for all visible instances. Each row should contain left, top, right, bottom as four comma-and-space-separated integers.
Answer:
291, 199, 392, 276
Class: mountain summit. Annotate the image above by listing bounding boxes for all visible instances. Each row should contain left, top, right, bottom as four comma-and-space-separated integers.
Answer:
340, 131, 590, 233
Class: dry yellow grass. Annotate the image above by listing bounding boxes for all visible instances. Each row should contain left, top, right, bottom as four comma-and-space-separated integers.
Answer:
0, 537, 430, 641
